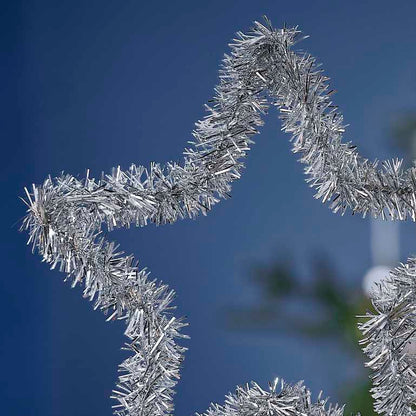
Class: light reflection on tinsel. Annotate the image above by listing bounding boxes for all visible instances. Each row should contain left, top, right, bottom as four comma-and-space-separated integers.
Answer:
22, 17, 416, 415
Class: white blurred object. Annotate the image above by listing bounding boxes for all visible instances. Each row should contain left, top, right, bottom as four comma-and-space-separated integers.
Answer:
370, 218, 399, 266
362, 265, 391, 296
362, 219, 399, 296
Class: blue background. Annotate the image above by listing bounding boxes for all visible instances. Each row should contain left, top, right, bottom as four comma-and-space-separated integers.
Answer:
3, 1, 416, 414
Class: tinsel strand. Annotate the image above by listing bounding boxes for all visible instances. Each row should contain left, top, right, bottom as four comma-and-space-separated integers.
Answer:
22, 17, 416, 415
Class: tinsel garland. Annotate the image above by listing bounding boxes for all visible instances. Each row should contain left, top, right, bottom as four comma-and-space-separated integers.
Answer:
21, 17, 416, 415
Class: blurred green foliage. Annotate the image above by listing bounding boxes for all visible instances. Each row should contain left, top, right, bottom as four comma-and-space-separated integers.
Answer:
226, 255, 375, 415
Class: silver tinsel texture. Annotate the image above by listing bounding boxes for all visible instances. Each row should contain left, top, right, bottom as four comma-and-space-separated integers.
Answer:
21, 17, 416, 415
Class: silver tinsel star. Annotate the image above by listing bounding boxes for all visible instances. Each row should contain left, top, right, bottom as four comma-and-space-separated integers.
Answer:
22, 17, 416, 416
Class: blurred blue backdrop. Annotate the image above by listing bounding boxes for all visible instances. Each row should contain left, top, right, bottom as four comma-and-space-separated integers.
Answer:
2, 1, 416, 414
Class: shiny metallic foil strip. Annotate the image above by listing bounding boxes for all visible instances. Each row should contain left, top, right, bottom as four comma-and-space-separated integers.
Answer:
22, 17, 416, 416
